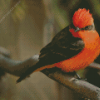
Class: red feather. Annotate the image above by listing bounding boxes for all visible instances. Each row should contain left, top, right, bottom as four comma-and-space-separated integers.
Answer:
72, 8, 93, 28
54, 30, 100, 72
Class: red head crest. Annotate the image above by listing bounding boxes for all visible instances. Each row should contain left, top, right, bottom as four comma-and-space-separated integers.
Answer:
72, 8, 93, 28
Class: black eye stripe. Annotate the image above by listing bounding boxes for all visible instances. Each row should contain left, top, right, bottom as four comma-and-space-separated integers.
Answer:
69, 23, 95, 31
81, 24, 95, 30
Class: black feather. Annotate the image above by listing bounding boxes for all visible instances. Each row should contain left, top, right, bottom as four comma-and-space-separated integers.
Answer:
17, 25, 85, 83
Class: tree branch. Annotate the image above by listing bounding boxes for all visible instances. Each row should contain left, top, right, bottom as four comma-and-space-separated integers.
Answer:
42, 68, 100, 100
0, 52, 100, 99
0, 54, 39, 76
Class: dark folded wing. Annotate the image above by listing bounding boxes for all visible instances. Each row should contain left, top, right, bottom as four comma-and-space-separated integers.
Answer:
17, 25, 85, 83
39, 26, 85, 66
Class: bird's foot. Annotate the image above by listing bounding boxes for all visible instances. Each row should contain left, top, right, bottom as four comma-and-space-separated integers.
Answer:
73, 71, 87, 81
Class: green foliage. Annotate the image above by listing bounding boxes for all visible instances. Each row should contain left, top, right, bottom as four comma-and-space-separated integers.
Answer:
12, 1, 27, 22
51, 0, 69, 29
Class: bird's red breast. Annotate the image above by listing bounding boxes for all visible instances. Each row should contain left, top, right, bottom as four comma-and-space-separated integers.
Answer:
54, 30, 100, 72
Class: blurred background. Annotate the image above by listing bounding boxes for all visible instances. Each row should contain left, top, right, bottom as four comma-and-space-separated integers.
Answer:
0, 0, 100, 100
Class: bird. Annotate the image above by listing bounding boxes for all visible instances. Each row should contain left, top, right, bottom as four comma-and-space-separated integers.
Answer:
17, 8, 100, 83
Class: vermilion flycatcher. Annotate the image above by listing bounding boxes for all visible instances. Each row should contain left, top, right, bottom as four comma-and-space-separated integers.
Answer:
17, 8, 100, 83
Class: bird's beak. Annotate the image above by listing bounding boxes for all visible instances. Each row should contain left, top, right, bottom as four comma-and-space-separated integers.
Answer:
75, 27, 80, 32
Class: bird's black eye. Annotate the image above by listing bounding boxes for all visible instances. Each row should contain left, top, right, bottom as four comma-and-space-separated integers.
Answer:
84, 26, 89, 30
84, 26, 92, 30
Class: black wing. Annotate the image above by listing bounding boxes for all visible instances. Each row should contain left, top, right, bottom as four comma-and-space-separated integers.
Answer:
39, 25, 85, 66
17, 25, 85, 83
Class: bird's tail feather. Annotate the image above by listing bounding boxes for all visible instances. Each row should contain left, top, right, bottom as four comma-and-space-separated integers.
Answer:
17, 62, 54, 83
17, 62, 44, 83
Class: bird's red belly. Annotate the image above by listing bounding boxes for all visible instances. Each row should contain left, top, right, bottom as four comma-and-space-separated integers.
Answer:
54, 38, 100, 72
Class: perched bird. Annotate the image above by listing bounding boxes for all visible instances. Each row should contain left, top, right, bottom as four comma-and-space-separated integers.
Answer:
17, 8, 100, 83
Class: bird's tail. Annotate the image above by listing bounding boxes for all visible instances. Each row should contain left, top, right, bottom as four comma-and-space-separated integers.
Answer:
17, 62, 54, 83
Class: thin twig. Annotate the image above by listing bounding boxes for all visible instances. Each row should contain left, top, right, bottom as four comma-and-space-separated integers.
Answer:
89, 62, 100, 70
